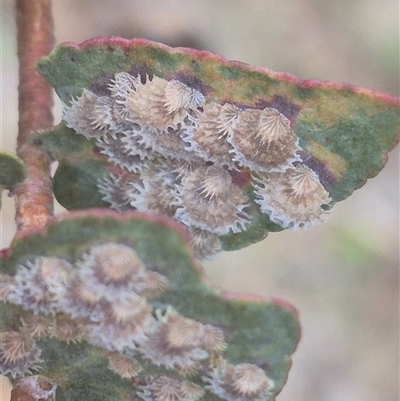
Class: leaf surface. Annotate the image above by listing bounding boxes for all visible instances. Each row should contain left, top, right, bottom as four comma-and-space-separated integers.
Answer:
1, 209, 299, 400
0, 152, 27, 209
36, 38, 400, 250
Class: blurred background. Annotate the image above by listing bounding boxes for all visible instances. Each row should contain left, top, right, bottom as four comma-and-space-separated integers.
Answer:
1, 0, 399, 400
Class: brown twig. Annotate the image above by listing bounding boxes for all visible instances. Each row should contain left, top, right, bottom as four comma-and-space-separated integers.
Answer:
14, 0, 55, 232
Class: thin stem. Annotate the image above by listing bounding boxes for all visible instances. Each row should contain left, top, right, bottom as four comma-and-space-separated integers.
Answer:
14, 0, 55, 232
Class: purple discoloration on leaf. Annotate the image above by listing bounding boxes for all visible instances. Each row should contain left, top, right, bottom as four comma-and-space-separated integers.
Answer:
257, 95, 301, 123
169, 71, 211, 95
2, 209, 300, 400
228, 168, 252, 189
300, 152, 338, 192
36, 37, 399, 251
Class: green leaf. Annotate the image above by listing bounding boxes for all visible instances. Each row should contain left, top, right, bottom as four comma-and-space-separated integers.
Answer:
0, 152, 27, 209
30, 124, 94, 161
53, 160, 109, 210
1, 209, 300, 400
36, 38, 400, 251
31, 125, 111, 210
0, 152, 27, 187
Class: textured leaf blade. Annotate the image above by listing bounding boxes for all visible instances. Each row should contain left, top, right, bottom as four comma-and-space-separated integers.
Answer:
31, 125, 110, 210
31, 124, 94, 161
36, 38, 400, 250
1, 209, 300, 400
0, 152, 27, 187
0, 152, 27, 210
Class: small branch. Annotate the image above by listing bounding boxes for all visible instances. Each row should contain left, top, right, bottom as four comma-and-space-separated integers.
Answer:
14, 0, 55, 232
11, 376, 57, 401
